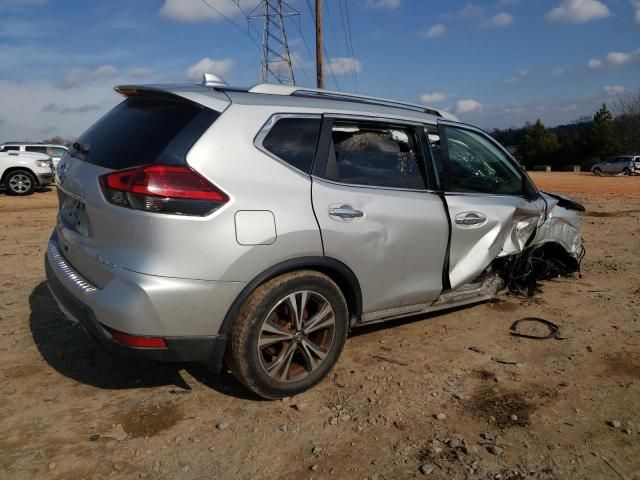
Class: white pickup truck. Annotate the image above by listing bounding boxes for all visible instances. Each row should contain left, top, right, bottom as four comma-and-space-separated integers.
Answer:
0, 151, 55, 195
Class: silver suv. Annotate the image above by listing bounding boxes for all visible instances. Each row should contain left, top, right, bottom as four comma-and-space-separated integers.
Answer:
591, 155, 640, 175
45, 76, 584, 398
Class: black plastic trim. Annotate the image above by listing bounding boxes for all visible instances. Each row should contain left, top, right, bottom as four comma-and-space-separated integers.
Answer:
219, 256, 363, 337
45, 254, 226, 370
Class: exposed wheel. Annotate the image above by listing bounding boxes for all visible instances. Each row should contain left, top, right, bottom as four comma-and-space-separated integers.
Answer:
6, 170, 36, 195
228, 271, 349, 399
623, 168, 631, 176
593, 168, 601, 176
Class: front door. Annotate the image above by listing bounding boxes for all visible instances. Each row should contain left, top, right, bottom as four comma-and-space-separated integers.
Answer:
435, 121, 545, 289
311, 116, 449, 318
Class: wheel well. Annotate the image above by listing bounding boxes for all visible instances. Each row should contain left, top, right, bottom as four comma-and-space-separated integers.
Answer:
219, 257, 362, 336
1, 167, 38, 186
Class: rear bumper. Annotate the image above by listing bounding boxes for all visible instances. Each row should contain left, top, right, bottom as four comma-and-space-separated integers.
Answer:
44, 231, 241, 371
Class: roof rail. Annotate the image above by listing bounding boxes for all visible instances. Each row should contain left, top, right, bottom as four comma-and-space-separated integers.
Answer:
247, 84, 458, 121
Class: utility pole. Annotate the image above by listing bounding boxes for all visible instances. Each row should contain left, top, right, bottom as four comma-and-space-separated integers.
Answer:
315, 0, 323, 89
249, 1, 298, 85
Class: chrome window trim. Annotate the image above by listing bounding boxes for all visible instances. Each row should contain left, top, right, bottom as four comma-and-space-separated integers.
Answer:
253, 113, 322, 178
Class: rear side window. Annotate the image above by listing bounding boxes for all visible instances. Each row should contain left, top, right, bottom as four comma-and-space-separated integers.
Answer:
322, 120, 426, 189
2, 146, 19, 151
26, 146, 48, 154
261, 117, 321, 173
70, 94, 219, 170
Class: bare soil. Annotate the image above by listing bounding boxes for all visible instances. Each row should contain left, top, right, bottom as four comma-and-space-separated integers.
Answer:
1, 174, 639, 480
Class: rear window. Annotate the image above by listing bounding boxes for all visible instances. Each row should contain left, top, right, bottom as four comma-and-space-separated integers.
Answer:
70, 94, 219, 170
261, 117, 321, 173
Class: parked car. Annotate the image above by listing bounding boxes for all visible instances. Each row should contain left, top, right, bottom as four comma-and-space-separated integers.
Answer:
590, 155, 640, 175
1, 150, 54, 195
45, 76, 584, 399
0, 143, 68, 169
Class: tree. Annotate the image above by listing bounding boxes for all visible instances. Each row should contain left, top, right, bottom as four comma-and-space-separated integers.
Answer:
519, 119, 560, 168
588, 103, 618, 160
612, 90, 640, 154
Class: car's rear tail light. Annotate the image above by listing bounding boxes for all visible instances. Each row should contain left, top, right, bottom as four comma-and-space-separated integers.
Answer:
106, 327, 167, 349
99, 165, 228, 216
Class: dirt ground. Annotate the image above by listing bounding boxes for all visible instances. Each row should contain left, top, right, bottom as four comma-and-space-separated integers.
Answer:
1, 172, 639, 480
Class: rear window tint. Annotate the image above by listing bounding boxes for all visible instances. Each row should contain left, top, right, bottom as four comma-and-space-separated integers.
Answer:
70, 94, 218, 170
261, 117, 321, 173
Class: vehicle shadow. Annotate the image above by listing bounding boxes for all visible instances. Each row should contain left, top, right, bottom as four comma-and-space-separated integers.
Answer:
28, 281, 258, 400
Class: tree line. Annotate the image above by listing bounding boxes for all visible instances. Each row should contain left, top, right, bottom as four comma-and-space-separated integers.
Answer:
491, 89, 640, 171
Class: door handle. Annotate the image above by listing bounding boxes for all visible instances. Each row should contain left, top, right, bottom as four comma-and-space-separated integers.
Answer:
329, 205, 364, 219
455, 212, 486, 226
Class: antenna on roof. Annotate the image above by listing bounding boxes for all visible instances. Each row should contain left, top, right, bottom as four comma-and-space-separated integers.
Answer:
201, 73, 229, 87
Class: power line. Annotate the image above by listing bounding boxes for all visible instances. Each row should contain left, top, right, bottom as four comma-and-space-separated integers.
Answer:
336, 0, 357, 91
197, 0, 261, 50
342, 0, 358, 91
323, 0, 343, 90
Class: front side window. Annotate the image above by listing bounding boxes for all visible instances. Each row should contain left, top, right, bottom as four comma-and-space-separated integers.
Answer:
323, 120, 426, 189
50, 147, 67, 158
261, 117, 321, 173
442, 126, 524, 195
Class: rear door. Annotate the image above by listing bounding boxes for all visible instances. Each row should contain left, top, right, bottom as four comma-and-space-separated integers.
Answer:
311, 116, 449, 319
433, 121, 544, 289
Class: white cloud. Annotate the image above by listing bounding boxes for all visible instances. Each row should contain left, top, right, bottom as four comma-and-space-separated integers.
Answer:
421, 24, 446, 38
456, 99, 484, 113
550, 67, 565, 76
126, 67, 154, 80
607, 51, 632, 66
0, 79, 120, 140
60, 64, 119, 88
160, 0, 259, 22
587, 58, 603, 70
420, 92, 447, 103
503, 69, 529, 84
545, 0, 610, 23
364, 0, 400, 9
633, 0, 640, 25
326, 57, 362, 76
604, 85, 626, 96
484, 12, 514, 27
185, 57, 234, 81
93, 64, 119, 79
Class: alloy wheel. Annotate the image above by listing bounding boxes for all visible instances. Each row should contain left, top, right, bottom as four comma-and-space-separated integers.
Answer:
8, 173, 32, 194
257, 290, 336, 382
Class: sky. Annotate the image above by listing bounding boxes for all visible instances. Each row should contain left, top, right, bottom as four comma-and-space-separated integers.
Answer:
0, 0, 638, 141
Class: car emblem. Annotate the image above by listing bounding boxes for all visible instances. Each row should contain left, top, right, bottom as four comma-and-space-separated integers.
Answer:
57, 160, 69, 183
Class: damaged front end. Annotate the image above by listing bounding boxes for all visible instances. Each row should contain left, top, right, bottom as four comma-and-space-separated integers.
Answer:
493, 192, 585, 297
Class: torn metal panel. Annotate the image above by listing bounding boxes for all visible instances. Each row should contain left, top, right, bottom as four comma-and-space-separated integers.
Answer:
445, 194, 545, 289
531, 193, 583, 256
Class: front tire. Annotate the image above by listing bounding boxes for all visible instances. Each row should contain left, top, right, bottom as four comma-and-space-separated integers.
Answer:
593, 167, 601, 176
623, 168, 631, 176
228, 271, 349, 399
6, 170, 36, 195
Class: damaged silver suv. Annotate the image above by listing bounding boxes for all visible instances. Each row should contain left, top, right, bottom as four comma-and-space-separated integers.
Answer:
45, 75, 584, 399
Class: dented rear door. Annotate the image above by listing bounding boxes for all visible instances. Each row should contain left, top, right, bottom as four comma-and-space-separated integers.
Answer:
435, 121, 544, 289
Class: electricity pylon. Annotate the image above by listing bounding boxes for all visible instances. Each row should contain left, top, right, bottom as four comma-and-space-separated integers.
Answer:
248, 0, 299, 85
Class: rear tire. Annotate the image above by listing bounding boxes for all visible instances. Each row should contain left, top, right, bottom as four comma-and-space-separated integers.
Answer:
5, 170, 36, 195
228, 271, 349, 399
623, 168, 631, 176
593, 168, 601, 176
